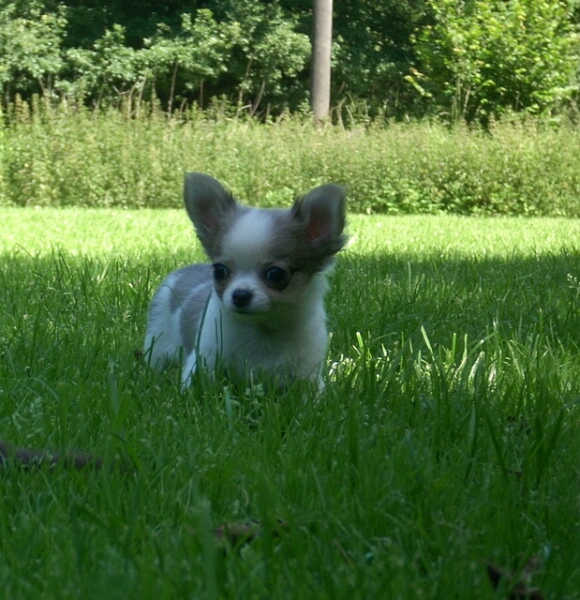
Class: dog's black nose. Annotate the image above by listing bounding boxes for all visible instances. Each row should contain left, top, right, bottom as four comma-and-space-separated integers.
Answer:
232, 289, 253, 308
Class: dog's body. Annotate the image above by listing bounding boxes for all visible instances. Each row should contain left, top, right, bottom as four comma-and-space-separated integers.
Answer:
144, 173, 346, 388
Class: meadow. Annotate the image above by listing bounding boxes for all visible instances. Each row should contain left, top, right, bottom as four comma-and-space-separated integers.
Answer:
1, 205, 579, 599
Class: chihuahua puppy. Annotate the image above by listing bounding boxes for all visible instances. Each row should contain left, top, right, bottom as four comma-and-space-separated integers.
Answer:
144, 173, 346, 389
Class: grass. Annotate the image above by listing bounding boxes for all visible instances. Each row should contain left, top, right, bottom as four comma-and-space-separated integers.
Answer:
1, 208, 580, 599
3, 105, 580, 216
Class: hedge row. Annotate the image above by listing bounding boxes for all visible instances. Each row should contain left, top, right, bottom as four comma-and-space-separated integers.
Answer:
2, 104, 580, 216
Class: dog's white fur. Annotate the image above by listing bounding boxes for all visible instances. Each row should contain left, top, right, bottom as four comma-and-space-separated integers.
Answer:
144, 173, 346, 389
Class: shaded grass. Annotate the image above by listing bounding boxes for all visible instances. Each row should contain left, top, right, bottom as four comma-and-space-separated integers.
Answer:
1, 210, 580, 598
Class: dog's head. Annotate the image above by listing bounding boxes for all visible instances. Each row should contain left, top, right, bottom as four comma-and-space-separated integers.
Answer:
183, 173, 347, 318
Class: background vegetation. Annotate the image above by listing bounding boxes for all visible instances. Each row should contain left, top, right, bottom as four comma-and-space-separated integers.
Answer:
1, 211, 580, 599
1, 0, 580, 215
1, 0, 579, 122
2, 104, 580, 215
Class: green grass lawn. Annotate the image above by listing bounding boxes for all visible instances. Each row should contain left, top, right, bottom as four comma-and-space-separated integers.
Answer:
1, 208, 580, 599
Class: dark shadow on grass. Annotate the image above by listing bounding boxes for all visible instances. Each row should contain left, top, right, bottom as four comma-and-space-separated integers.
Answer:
329, 249, 580, 354
1, 249, 579, 375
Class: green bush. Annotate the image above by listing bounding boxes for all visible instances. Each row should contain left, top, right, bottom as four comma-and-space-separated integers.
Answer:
3, 102, 580, 216
410, 0, 578, 124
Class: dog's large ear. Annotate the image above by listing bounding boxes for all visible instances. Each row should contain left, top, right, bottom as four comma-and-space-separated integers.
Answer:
291, 184, 347, 256
183, 173, 236, 253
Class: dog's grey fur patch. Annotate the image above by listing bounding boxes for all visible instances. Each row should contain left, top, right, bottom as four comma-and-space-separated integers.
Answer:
168, 264, 212, 314
263, 185, 347, 276
165, 264, 213, 353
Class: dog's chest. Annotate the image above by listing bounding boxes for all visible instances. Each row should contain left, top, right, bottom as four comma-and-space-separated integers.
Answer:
196, 296, 324, 381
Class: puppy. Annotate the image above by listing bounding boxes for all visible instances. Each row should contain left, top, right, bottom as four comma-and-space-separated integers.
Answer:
144, 173, 346, 390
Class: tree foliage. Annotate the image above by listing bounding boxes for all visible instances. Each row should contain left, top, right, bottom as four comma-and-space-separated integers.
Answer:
0, 0, 578, 121
410, 0, 579, 123
0, 1, 66, 97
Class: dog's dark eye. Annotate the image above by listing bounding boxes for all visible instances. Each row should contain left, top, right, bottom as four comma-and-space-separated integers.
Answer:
264, 266, 290, 289
213, 263, 230, 282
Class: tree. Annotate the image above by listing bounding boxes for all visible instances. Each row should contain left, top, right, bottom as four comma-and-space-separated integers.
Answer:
142, 10, 237, 113
0, 1, 67, 105
310, 0, 333, 121
218, 0, 310, 114
62, 25, 138, 107
410, 0, 579, 123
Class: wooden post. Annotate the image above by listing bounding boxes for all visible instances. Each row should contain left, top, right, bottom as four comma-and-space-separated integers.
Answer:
311, 0, 333, 123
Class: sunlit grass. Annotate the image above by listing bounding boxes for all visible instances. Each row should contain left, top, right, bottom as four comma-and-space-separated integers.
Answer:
3, 207, 579, 256
1, 209, 580, 599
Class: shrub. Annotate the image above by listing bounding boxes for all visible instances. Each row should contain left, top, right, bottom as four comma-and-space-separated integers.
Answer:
2, 102, 580, 216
